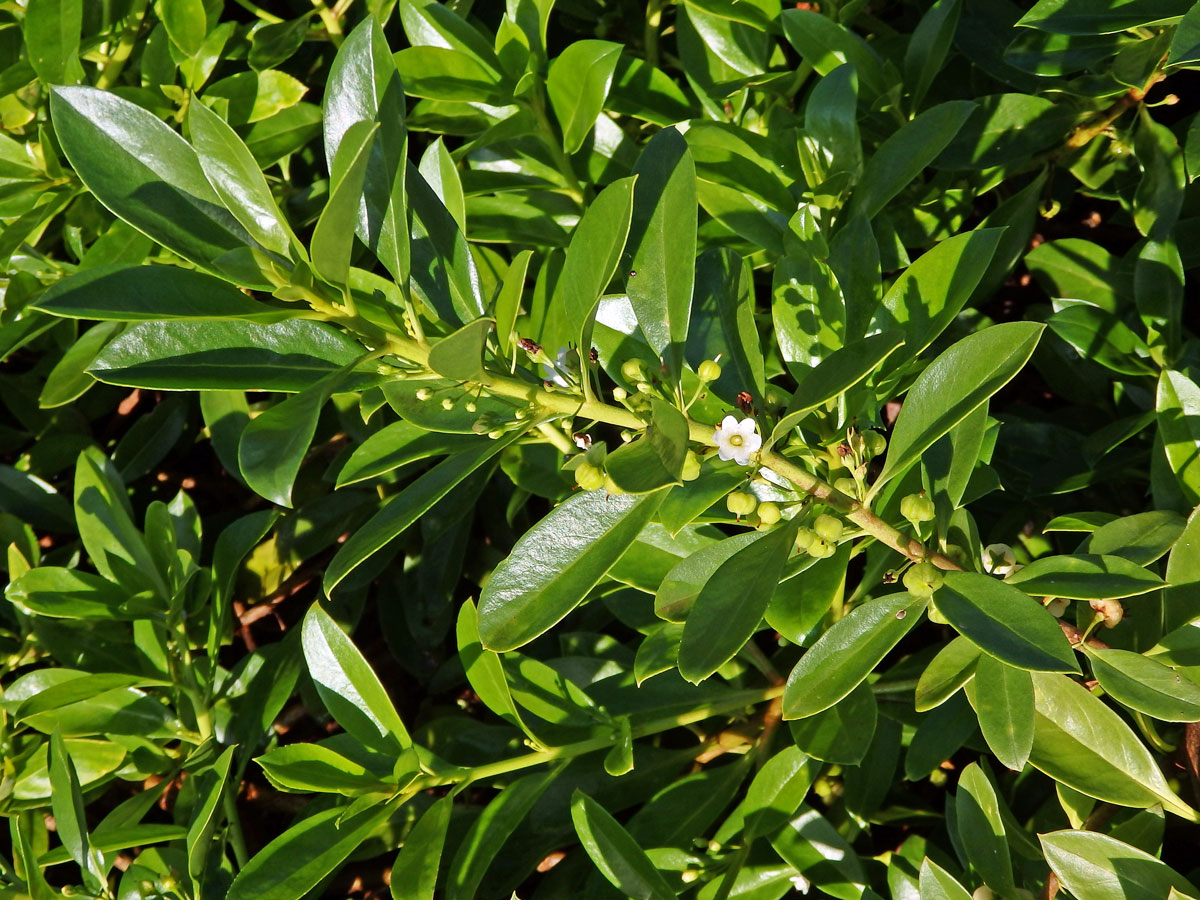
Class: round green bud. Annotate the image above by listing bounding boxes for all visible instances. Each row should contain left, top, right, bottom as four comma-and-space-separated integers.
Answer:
612, 387, 628, 401
636, 381, 655, 395
575, 462, 605, 491
813, 514, 843, 542
681, 450, 702, 482
903, 561, 944, 597
794, 527, 815, 553
809, 537, 836, 559
441, 397, 454, 410
863, 430, 886, 457
621, 358, 647, 382
465, 401, 477, 413
900, 493, 935, 524
726, 491, 757, 516
415, 388, 432, 401
834, 477, 858, 497
757, 501, 781, 525
698, 359, 722, 382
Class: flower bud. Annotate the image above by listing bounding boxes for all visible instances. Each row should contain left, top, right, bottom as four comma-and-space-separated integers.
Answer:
900, 493, 935, 525
575, 462, 605, 491
809, 537, 836, 559
834, 477, 858, 497
794, 527, 815, 552
621, 358, 647, 382
681, 450, 701, 481
757, 502, 781, 525
612, 387, 628, 401
1046, 597, 1069, 618
465, 401, 477, 413
1089, 598, 1123, 628
636, 381, 655, 395
903, 561, 944, 597
863, 430, 886, 457
813, 514, 843, 542
698, 359, 722, 382
727, 492, 757, 517
441, 397, 454, 410
415, 388, 432, 401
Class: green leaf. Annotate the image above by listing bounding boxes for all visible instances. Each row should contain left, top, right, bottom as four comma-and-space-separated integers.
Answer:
547, 40, 622, 153
6, 567, 140, 620
311, 120, 378, 287
427, 318, 493, 383
186, 746, 235, 880
740, 745, 821, 841
1157, 369, 1200, 505
238, 368, 350, 507
934, 572, 1079, 673
1083, 645, 1200, 722
456, 599, 526, 730
301, 603, 410, 753
570, 790, 677, 900
34, 265, 286, 322
783, 592, 926, 719
1029, 671, 1195, 818
494, 249, 532, 356
325, 433, 521, 594
919, 859, 974, 900
1081, 511, 1185, 565
48, 729, 103, 892
392, 796, 451, 900
769, 805, 868, 897
325, 18, 409, 284
686, 248, 767, 408
624, 127, 696, 376
604, 399, 690, 494
188, 99, 296, 257
937, 94, 1077, 169
867, 229, 1003, 359
0, 464, 74, 533
1026, 238, 1121, 310
448, 771, 557, 900
337, 422, 482, 487
24, 0, 84, 85
1018, 0, 1193, 34
1004, 554, 1165, 600
875, 322, 1045, 489
90, 319, 365, 391
766, 542, 850, 643
1048, 304, 1156, 377
478, 489, 664, 651
1040, 830, 1198, 899
419, 138, 465, 234
789, 680, 876, 765
678, 522, 797, 683
1164, 505, 1200, 632
393, 46, 510, 103
772, 244, 845, 373
955, 763, 1015, 895
849, 101, 976, 219
557, 176, 637, 356
204, 70, 309, 125
904, 0, 961, 110
781, 10, 885, 98
1134, 107, 1186, 241
50, 87, 253, 273
973, 655, 1034, 771
656, 529, 764, 622
409, 162, 486, 324
255, 743, 387, 795
158, 0, 207, 55
227, 796, 402, 900
1168, 1, 1200, 66
773, 333, 904, 442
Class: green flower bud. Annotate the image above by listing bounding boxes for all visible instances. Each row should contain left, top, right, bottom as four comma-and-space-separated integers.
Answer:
757, 501, 781, 525
727, 491, 757, 517
415, 388, 432, 401
900, 493, 936, 525
809, 537, 836, 559
441, 397, 454, 410
465, 401, 477, 413
903, 561, 943, 597
863, 430, 886, 457
813, 514, 843, 542
794, 527, 815, 552
621, 358, 647, 382
575, 462, 605, 491
698, 359, 722, 382
834, 477, 858, 498
612, 387, 628, 401
681, 450, 702, 481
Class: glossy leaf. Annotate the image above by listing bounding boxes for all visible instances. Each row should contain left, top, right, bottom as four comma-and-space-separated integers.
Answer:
783, 592, 926, 719
876, 323, 1044, 488
1040, 830, 1198, 899
571, 791, 676, 900
392, 797, 451, 900
301, 603, 410, 753
478, 489, 664, 651
1083, 645, 1200, 722
604, 400, 690, 494
955, 763, 1015, 895
1005, 553, 1164, 600
547, 41, 622, 153
973, 654, 1034, 771
934, 572, 1078, 673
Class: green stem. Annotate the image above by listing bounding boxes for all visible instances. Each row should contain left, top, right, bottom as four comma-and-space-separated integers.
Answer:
222, 790, 250, 868
310, 0, 344, 44
417, 685, 783, 790
645, 0, 665, 69
231, 0, 285, 22
529, 87, 589, 205
96, 0, 150, 91
379, 331, 959, 571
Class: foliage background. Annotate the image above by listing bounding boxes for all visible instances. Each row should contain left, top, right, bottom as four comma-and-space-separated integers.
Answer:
2, 0, 1200, 899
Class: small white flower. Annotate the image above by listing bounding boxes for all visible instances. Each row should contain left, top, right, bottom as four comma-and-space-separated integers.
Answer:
541, 347, 571, 387
982, 543, 1021, 577
714, 415, 761, 467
